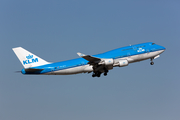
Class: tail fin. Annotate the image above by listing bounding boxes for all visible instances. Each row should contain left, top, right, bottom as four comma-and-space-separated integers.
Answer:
12, 47, 50, 68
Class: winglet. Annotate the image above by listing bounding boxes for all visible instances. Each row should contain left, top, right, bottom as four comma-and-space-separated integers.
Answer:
77, 52, 101, 62
77, 52, 86, 57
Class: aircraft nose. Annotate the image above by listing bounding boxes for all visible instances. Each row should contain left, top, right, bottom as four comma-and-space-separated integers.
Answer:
158, 45, 166, 54
159, 45, 166, 51
162, 46, 166, 52
162, 46, 166, 50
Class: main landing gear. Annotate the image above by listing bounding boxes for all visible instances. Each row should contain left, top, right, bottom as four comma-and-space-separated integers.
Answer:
104, 69, 108, 76
150, 58, 154, 65
92, 70, 109, 77
92, 72, 101, 77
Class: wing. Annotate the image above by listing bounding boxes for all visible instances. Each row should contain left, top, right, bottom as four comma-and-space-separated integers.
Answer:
77, 52, 114, 74
77, 52, 101, 64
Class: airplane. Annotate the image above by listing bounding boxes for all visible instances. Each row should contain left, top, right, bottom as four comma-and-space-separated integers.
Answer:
12, 42, 165, 77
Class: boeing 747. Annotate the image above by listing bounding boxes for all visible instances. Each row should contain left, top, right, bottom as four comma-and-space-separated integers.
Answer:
13, 42, 165, 77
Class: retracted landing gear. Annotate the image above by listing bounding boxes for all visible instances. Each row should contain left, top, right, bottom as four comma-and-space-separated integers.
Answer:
150, 58, 154, 65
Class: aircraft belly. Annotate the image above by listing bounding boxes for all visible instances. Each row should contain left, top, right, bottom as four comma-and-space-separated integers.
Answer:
48, 65, 91, 75
65, 66, 86, 74
83, 65, 93, 72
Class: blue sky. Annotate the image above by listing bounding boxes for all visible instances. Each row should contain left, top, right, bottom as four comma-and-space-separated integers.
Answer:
0, 0, 180, 120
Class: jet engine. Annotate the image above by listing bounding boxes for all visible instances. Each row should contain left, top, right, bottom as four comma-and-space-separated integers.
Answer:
99, 59, 114, 66
117, 59, 129, 67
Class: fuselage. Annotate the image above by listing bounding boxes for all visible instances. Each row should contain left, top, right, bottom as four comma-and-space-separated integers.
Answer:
21, 42, 165, 75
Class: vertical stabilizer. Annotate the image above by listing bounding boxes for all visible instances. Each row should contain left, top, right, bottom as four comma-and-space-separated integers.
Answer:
12, 47, 50, 68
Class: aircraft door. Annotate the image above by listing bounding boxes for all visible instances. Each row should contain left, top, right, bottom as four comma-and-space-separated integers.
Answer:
127, 52, 131, 57
51, 67, 56, 73
146, 49, 150, 53
133, 46, 137, 50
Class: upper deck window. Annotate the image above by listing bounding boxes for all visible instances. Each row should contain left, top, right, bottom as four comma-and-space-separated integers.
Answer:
121, 48, 133, 51
137, 45, 145, 48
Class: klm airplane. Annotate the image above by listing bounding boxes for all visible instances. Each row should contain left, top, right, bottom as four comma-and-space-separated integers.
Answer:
13, 42, 165, 77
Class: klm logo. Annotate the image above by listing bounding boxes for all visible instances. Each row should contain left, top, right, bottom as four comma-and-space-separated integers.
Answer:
26, 54, 33, 59
23, 54, 38, 65
137, 48, 145, 52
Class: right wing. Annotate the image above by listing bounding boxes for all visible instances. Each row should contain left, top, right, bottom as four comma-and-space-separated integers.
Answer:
77, 52, 114, 73
77, 52, 101, 64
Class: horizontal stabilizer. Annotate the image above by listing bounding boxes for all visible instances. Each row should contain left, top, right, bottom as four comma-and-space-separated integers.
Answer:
24, 68, 44, 72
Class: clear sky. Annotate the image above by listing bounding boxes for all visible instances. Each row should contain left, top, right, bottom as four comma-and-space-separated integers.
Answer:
0, 0, 180, 120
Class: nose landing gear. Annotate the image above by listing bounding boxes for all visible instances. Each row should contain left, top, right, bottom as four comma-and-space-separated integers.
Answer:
150, 58, 154, 65
150, 62, 154, 65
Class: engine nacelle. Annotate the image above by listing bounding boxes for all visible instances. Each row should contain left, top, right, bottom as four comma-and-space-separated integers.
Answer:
103, 59, 114, 66
118, 59, 128, 67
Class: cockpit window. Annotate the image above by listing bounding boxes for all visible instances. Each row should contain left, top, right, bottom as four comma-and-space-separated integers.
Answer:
152, 43, 155, 45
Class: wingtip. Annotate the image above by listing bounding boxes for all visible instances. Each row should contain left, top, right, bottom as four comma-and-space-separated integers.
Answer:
77, 52, 85, 57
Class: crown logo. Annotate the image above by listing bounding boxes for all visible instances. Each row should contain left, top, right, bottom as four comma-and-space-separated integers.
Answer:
137, 48, 145, 52
26, 54, 33, 59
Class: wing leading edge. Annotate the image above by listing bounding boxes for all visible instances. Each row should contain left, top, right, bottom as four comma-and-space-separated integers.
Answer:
77, 52, 101, 63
